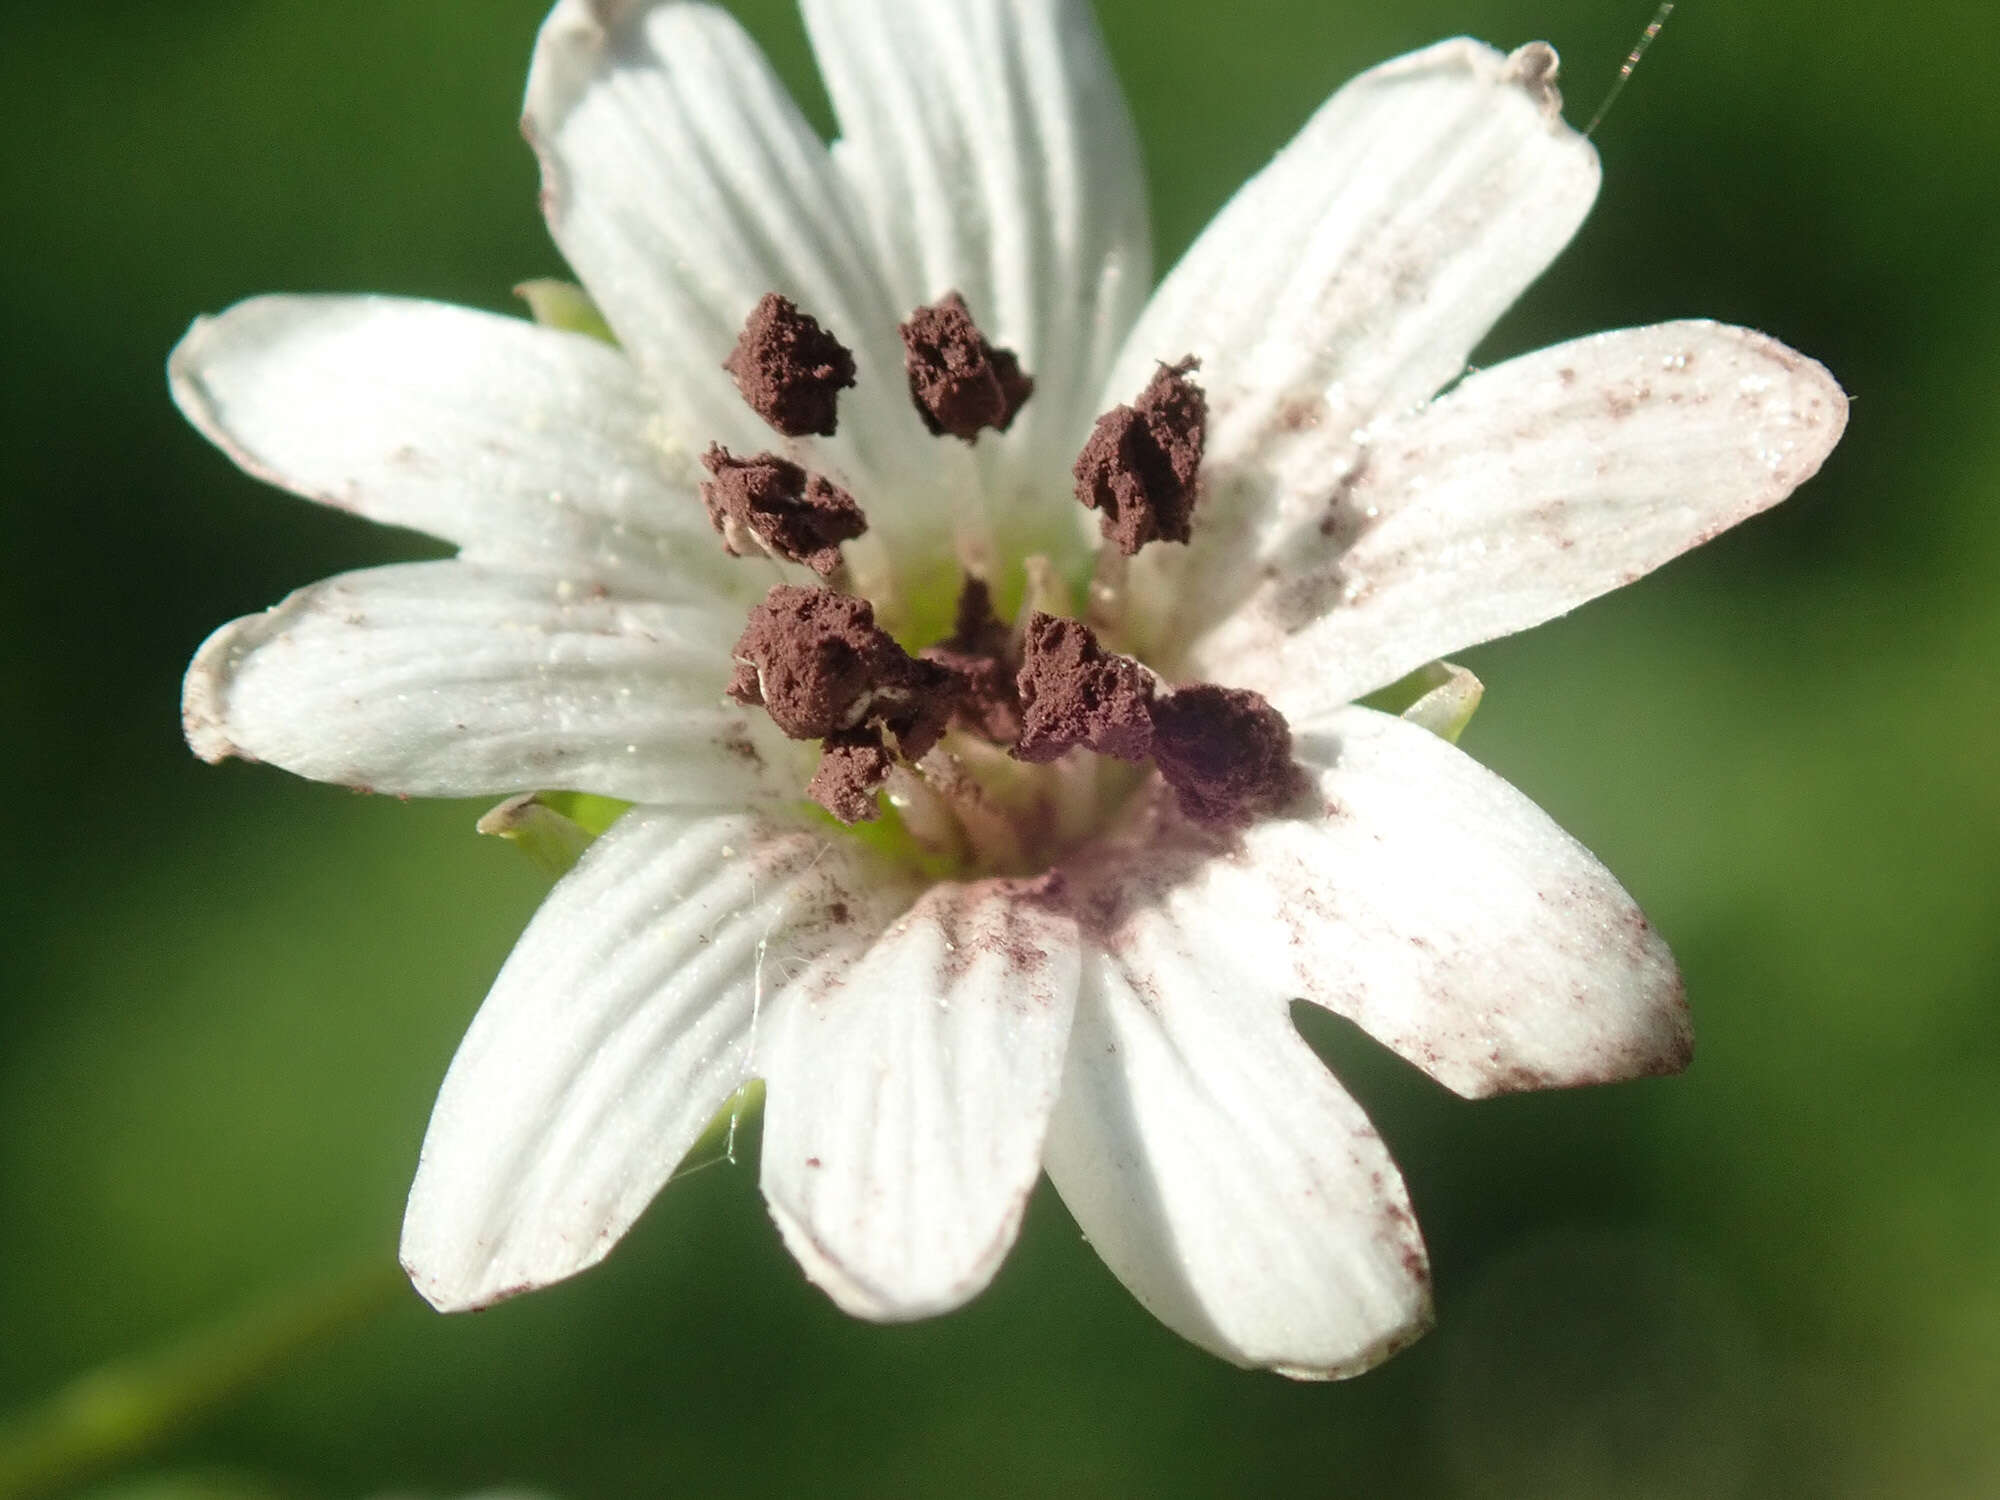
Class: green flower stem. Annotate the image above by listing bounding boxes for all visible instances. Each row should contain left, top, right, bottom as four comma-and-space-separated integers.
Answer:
0, 1254, 406, 1500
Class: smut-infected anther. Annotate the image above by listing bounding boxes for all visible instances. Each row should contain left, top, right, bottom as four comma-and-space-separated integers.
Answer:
1147, 683, 1304, 827
899, 292, 1033, 441
945, 575, 1012, 661
875, 656, 958, 765
729, 585, 959, 822
808, 727, 896, 825
1012, 613, 1156, 764
727, 586, 907, 741
700, 446, 866, 577
723, 293, 857, 437
920, 575, 1020, 743
1073, 357, 1207, 554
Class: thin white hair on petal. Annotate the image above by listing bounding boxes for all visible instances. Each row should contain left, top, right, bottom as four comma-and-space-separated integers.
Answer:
400, 808, 895, 1312
732, 834, 837, 1163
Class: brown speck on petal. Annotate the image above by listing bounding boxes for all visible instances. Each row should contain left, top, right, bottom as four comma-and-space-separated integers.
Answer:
808, 727, 895, 824
700, 445, 866, 577
899, 292, 1033, 441
1074, 357, 1207, 555
723, 292, 857, 437
1012, 613, 1155, 764
1148, 683, 1305, 827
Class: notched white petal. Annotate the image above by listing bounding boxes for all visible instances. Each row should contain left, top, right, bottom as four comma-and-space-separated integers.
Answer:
1110, 36, 1602, 655
183, 560, 803, 805
169, 295, 733, 599
1194, 321, 1850, 717
1108, 34, 1601, 432
402, 807, 914, 1311
524, 0, 913, 489
802, 0, 1151, 498
757, 877, 1081, 1321
1077, 707, 1691, 1099
1043, 942, 1432, 1378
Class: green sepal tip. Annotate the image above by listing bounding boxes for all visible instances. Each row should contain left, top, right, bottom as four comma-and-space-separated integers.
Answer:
476, 792, 633, 878
515, 279, 618, 347
1362, 659, 1486, 744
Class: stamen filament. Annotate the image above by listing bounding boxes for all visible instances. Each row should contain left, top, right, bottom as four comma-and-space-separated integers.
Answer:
1050, 749, 1107, 847
917, 750, 1033, 873
882, 765, 969, 865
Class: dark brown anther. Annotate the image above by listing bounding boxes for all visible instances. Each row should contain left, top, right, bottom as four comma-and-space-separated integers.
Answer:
700, 445, 866, 577
925, 650, 1020, 745
727, 660, 763, 706
1012, 613, 1156, 764
727, 585, 906, 740
899, 292, 1033, 442
876, 655, 959, 764
723, 293, 857, 437
808, 727, 896, 824
1073, 357, 1207, 555
944, 575, 1011, 661
730, 586, 964, 821
1147, 683, 1305, 827
919, 575, 1020, 743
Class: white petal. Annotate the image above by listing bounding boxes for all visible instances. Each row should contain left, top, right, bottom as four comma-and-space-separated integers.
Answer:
183, 560, 805, 804
169, 295, 740, 602
803, 0, 1151, 525
524, 1, 918, 495
1074, 706, 1689, 1098
1042, 941, 1431, 1379
1111, 38, 1593, 449
1112, 40, 1600, 655
403, 806, 913, 1310
757, 877, 1081, 1320
1189, 322, 1849, 716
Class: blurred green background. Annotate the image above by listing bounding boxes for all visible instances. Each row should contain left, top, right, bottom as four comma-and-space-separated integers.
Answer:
4, 0, 1996, 1495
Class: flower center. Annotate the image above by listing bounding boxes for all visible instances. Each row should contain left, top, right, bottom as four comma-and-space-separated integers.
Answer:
705, 290, 1303, 876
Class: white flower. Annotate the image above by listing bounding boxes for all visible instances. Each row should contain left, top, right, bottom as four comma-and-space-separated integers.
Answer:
172, 0, 1845, 1379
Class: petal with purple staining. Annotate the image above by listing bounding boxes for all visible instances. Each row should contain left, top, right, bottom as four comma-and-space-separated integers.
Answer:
525, 0, 912, 485
1072, 706, 1690, 1099
803, 0, 1150, 496
169, 294, 740, 601
1044, 939, 1432, 1379
1110, 39, 1600, 652
757, 877, 1080, 1319
1190, 322, 1848, 718
184, 560, 806, 806
403, 806, 916, 1312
